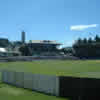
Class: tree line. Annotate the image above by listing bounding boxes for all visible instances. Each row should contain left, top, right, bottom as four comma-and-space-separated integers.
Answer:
73, 35, 100, 58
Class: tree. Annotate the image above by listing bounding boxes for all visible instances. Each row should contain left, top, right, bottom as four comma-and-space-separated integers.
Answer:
83, 38, 87, 44
61, 47, 73, 55
95, 35, 100, 42
77, 38, 82, 45
19, 44, 32, 56
73, 36, 100, 58
88, 37, 93, 44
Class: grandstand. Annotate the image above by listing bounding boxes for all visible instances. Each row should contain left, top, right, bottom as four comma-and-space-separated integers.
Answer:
27, 40, 61, 56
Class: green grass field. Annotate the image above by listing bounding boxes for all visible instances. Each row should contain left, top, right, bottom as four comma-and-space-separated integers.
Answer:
0, 82, 66, 100
0, 60, 100, 100
0, 60, 100, 78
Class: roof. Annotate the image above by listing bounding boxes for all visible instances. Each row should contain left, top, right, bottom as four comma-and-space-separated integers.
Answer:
0, 48, 7, 52
29, 40, 61, 45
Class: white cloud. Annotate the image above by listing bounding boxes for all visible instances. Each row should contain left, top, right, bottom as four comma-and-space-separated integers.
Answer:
70, 24, 98, 31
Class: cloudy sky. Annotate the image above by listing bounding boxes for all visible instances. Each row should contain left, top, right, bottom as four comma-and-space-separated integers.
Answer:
0, 0, 99, 46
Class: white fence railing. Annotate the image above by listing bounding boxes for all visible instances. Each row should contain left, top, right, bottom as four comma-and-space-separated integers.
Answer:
1, 70, 59, 96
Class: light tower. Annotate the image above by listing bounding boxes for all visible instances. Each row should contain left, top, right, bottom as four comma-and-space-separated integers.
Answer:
21, 31, 25, 44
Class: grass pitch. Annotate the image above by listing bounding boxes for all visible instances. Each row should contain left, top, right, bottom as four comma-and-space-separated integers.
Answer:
0, 82, 67, 100
0, 60, 100, 100
0, 60, 100, 78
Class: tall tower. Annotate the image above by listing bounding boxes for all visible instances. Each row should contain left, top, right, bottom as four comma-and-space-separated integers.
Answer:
22, 31, 25, 44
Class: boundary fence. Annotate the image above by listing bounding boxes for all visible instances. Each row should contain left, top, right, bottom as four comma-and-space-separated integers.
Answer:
0, 56, 79, 62
1, 70, 100, 100
1, 70, 59, 96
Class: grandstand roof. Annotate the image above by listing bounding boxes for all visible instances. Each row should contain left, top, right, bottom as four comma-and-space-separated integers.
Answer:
0, 48, 7, 52
29, 40, 61, 45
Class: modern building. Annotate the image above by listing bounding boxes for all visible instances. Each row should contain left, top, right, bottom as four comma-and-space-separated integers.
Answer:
0, 47, 20, 57
27, 40, 61, 56
0, 38, 21, 56
0, 38, 9, 47
21, 31, 25, 44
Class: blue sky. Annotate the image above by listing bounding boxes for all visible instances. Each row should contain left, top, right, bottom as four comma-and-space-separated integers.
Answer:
0, 0, 100, 46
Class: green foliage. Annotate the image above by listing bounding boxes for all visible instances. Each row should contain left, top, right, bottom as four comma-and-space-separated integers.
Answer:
73, 35, 100, 57
19, 44, 32, 56
77, 38, 83, 45
95, 35, 100, 42
83, 38, 88, 44
61, 47, 73, 54
88, 37, 92, 44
